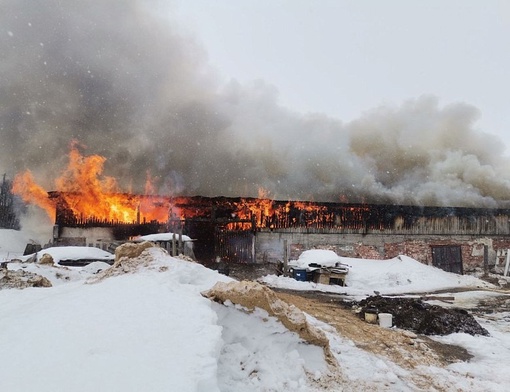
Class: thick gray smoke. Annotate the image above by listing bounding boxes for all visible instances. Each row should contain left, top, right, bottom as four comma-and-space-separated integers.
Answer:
2, 0, 510, 208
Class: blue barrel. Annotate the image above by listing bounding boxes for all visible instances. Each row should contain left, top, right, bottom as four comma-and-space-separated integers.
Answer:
293, 269, 307, 281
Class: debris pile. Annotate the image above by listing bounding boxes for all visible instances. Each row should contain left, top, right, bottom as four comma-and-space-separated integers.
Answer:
88, 241, 160, 283
356, 296, 489, 336
0, 267, 52, 289
38, 253, 54, 265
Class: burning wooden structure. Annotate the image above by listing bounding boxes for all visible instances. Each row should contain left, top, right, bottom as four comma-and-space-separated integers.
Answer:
12, 145, 510, 273
49, 191, 510, 273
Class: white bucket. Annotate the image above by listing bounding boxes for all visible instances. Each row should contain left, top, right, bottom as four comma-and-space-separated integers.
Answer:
378, 313, 392, 328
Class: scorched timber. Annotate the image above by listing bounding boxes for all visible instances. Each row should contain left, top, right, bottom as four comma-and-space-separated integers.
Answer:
48, 192, 510, 236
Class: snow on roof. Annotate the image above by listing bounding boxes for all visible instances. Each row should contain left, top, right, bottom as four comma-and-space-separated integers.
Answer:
134, 232, 193, 242
290, 249, 343, 268
36, 246, 114, 263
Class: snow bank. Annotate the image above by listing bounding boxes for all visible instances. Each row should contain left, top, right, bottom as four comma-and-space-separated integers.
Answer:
203, 280, 335, 366
263, 251, 494, 296
0, 248, 229, 392
0, 270, 222, 391
343, 255, 493, 294
1, 245, 339, 391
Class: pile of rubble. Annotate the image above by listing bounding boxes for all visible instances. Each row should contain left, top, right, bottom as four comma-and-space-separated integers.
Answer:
0, 264, 52, 290
355, 295, 489, 336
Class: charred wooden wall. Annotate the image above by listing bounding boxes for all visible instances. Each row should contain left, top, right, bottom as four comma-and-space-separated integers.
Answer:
50, 192, 510, 267
50, 191, 510, 235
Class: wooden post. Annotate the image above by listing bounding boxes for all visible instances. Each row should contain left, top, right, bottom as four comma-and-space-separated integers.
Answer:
283, 239, 288, 275
483, 245, 489, 276
178, 229, 183, 255
504, 250, 510, 277
172, 232, 177, 257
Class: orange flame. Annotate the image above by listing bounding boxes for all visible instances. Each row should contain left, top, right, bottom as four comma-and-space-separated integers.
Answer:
12, 142, 361, 229
13, 142, 171, 223
12, 171, 56, 220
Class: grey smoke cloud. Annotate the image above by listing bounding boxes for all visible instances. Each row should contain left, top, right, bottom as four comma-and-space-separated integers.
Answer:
2, 0, 510, 208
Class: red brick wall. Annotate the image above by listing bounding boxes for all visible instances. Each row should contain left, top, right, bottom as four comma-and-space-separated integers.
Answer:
493, 239, 510, 251
385, 240, 432, 264
492, 239, 510, 266
283, 233, 510, 271
384, 238, 492, 270
355, 244, 383, 259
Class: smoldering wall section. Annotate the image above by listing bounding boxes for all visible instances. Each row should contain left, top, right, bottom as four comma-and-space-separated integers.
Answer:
2, 0, 510, 208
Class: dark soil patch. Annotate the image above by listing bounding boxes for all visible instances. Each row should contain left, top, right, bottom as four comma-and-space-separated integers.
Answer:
357, 295, 489, 336
203, 261, 278, 281
423, 337, 473, 362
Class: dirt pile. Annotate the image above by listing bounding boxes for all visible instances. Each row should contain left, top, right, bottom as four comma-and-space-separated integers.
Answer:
89, 241, 198, 283
202, 280, 337, 367
89, 242, 162, 283
0, 267, 52, 289
114, 241, 155, 263
38, 253, 54, 265
356, 296, 489, 336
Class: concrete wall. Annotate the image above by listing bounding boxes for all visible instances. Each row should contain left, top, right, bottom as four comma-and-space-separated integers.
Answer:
57, 227, 115, 249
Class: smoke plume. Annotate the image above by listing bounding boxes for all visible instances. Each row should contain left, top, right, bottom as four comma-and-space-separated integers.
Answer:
2, 0, 510, 208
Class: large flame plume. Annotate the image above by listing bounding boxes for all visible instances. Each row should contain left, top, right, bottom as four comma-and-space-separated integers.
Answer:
12, 142, 348, 227
13, 142, 170, 223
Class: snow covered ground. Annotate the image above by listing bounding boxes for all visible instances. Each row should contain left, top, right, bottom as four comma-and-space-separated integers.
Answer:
263, 249, 497, 298
1, 230, 510, 391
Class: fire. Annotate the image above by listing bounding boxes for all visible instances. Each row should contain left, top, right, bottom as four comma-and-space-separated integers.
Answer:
12, 171, 56, 219
13, 142, 171, 223
12, 142, 372, 231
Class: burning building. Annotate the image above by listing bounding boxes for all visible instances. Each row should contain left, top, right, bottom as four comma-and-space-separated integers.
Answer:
39, 190, 510, 275
10, 143, 510, 275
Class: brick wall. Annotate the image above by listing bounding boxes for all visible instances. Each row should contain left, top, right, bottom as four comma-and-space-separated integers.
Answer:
254, 230, 510, 272
384, 238, 499, 271
355, 244, 383, 259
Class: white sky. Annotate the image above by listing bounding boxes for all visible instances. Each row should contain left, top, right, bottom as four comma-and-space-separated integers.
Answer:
172, 0, 510, 153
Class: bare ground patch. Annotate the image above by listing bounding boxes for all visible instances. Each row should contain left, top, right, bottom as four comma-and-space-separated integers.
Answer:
273, 290, 474, 391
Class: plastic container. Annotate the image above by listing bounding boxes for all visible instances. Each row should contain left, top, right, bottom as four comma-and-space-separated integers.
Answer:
364, 308, 378, 324
378, 313, 393, 328
364, 312, 378, 324
292, 269, 307, 281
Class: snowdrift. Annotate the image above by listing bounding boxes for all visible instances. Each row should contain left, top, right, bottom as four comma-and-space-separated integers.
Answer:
0, 242, 337, 391
264, 250, 495, 296
203, 280, 336, 366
